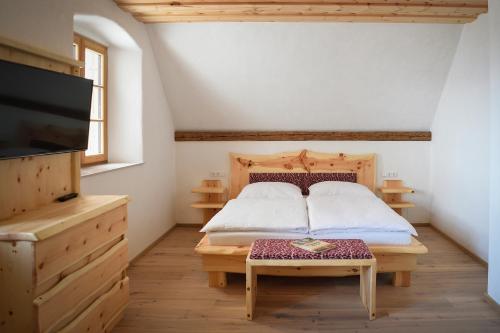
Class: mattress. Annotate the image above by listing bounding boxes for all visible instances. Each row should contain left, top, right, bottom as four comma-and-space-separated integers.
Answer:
206, 230, 412, 246
201, 183, 416, 246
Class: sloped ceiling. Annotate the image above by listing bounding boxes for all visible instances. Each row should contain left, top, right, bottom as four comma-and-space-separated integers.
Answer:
148, 23, 462, 131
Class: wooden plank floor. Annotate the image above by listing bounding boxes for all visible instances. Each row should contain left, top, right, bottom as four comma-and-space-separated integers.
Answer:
114, 226, 500, 333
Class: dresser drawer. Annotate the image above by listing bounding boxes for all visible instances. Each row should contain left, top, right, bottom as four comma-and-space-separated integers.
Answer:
34, 238, 128, 333
35, 205, 127, 285
35, 236, 123, 297
58, 277, 129, 333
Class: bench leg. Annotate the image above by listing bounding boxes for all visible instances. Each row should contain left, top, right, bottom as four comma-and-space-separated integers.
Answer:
392, 271, 411, 287
208, 271, 227, 288
246, 262, 256, 320
360, 265, 376, 320
360, 266, 368, 308
367, 264, 376, 320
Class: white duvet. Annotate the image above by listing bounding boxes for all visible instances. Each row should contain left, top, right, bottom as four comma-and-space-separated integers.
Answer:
306, 194, 418, 236
200, 198, 309, 233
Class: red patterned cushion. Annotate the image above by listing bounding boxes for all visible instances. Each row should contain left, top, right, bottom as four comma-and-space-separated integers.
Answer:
249, 239, 373, 260
249, 173, 357, 195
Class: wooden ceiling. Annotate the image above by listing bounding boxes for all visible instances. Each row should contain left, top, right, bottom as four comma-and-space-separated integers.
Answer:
114, 0, 488, 24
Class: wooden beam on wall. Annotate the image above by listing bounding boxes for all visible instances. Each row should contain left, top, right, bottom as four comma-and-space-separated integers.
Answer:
175, 131, 432, 142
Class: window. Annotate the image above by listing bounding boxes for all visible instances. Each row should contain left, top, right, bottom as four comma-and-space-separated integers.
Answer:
73, 34, 108, 165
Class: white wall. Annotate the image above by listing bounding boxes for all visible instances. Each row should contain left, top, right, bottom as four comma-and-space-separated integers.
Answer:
0, 0, 177, 259
152, 22, 457, 231
430, 15, 490, 261
488, 0, 500, 304
176, 141, 431, 225
148, 23, 461, 131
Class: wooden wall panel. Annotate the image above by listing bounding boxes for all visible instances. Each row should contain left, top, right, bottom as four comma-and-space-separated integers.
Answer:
0, 154, 77, 220
0, 36, 83, 220
175, 131, 432, 142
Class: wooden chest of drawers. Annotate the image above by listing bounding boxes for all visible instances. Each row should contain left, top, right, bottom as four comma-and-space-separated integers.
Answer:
0, 195, 129, 332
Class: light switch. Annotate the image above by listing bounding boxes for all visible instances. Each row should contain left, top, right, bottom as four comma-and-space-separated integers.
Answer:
383, 171, 399, 178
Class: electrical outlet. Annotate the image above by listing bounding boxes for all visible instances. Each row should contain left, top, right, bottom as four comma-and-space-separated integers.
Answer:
383, 171, 399, 178
209, 171, 226, 178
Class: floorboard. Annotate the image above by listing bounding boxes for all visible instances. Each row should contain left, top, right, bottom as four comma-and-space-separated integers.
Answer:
113, 226, 500, 332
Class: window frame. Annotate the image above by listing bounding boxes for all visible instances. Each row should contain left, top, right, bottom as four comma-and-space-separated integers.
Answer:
73, 33, 108, 166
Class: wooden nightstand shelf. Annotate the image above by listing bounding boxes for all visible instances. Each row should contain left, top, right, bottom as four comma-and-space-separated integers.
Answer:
379, 180, 415, 215
191, 180, 227, 225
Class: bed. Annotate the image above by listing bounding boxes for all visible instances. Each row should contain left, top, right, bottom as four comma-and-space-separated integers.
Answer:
194, 150, 428, 288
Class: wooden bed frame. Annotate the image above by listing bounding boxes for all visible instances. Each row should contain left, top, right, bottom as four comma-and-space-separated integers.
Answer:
194, 150, 428, 288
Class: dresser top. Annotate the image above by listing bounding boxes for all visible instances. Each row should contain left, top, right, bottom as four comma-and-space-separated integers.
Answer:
0, 195, 129, 241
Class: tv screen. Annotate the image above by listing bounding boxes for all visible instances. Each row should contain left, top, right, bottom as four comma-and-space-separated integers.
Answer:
0, 59, 93, 160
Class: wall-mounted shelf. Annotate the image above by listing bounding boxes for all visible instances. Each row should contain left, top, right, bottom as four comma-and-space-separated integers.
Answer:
379, 187, 415, 194
387, 202, 416, 209
191, 202, 225, 209
379, 180, 415, 216
192, 187, 225, 194
191, 180, 227, 225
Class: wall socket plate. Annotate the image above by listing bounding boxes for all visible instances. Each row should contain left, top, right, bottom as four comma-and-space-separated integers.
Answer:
383, 171, 399, 178
209, 171, 226, 178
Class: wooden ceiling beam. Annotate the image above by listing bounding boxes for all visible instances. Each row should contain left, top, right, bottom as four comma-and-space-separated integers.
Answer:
119, 4, 486, 17
135, 14, 475, 23
115, 0, 487, 23
115, 0, 487, 5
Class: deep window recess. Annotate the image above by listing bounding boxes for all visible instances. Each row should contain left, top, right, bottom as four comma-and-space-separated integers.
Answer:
73, 34, 108, 165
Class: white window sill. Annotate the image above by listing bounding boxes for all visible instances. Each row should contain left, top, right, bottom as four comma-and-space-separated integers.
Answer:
81, 162, 143, 177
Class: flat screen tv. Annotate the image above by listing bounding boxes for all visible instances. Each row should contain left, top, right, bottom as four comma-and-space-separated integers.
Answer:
0, 59, 93, 160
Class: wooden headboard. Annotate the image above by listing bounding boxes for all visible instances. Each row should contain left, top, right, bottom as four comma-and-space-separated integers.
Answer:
229, 150, 376, 199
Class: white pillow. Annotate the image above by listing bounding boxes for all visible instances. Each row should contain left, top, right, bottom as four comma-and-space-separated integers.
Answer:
308, 181, 374, 197
237, 182, 303, 199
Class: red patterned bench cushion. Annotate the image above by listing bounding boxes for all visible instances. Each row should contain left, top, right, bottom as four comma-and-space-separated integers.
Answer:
249, 172, 357, 195
249, 239, 373, 260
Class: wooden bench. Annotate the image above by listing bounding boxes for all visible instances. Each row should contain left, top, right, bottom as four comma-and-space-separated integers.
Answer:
245, 239, 377, 320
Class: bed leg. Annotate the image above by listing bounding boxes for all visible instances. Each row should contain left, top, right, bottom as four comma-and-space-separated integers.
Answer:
208, 271, 227, 288
393, 271, 411, 287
